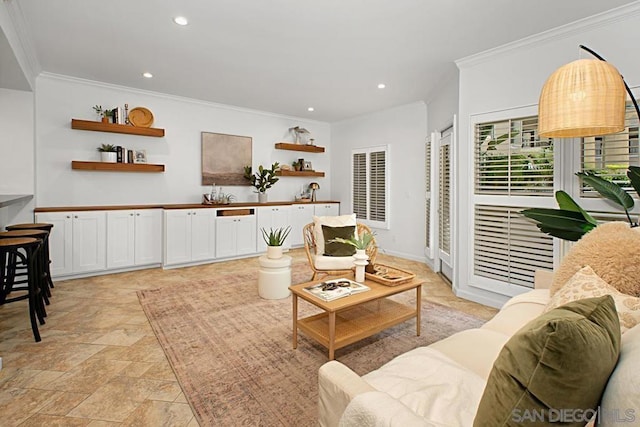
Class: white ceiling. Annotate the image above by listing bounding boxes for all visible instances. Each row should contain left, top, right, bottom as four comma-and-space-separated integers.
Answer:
7, 0, 638, 122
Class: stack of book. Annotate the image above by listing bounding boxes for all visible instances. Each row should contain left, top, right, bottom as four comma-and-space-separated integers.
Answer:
303, 279, 370, 301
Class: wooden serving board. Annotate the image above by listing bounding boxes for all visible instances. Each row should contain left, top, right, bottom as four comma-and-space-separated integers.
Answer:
365, 264, 416, 286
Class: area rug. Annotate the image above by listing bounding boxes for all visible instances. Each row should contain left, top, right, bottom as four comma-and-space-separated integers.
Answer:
137, 265, 485, 426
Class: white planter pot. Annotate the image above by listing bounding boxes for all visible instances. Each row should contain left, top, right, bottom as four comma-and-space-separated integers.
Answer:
100, 152, 117, 163
258, 192, 268, 203
266, 245, 283, 259
353, 249, 369, 282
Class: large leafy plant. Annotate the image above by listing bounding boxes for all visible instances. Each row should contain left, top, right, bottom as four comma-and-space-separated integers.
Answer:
243, 162, 280, 193
521, 166, 640, 241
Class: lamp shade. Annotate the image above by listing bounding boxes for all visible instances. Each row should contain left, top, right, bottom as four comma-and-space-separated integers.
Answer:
538, 59, 626, 138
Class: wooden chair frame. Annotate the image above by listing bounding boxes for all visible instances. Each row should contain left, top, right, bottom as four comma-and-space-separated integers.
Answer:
303, 222, 378, 281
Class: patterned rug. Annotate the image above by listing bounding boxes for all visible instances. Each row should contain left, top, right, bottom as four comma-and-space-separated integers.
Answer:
137, 265, 485, 426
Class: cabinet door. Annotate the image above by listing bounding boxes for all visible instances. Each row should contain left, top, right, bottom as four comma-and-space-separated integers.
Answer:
314, 203, 340, 216
215, 216, 237, 258
134, 209, 162, 265
235, 215, 257, 255
106, 210, 135, 269
72, 211, 106, 273
290, 204, 315, 246
190, 209, 216, 262
164, 210, 192, 266
35, 212, 73, 277
256, 206, 291, 252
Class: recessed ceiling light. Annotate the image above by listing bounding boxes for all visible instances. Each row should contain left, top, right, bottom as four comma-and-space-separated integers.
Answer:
173, 16, 188, 26
142, 72, 153, 78
377, 83, 386, 89
307, 107, 315, 112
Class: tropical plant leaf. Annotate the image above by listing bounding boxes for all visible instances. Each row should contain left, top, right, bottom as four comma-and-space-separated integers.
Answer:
521, 208, 594, 233
537, 224, 589, 242
554, 190, 597, 226
576, 171, 634, 210
628, 166, 640, 199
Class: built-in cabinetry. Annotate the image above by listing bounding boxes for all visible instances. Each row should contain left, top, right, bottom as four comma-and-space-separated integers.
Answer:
216, 209, 257, 258
107, 209, 162, 269
256, 206, 292, 252
313, 203, 340, 217
290, 204, 315, 246
35, 211, 107, 276
164, 209, 217, 266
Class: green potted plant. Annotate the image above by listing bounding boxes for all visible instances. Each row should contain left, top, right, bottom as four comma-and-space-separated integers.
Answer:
261, 226, 291, 259
97, 143, 117, 163
329, 229, 376, 282
243, 162, 280, 203
93, 105, 114, 123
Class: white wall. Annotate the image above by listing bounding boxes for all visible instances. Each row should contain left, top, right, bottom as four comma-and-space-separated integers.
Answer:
427, 67, 459, 133
35, 74, 331, 207
455, 4, 640, 307
330, 101, 428, 261
0, 87, 34, 228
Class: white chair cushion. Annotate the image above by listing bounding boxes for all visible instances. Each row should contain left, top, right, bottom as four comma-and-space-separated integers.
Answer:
313, 214, 357, 255
313, 254, 356, 271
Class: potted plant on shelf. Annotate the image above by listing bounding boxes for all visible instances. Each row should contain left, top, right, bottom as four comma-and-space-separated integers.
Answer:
93, 105, 114, 123
261, 226, 291, 259
243, 162, 280, 203
329, 230, 376, 282
97, 143, 117, 163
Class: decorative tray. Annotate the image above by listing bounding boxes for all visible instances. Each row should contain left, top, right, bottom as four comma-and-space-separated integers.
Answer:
365, 264, 416, 286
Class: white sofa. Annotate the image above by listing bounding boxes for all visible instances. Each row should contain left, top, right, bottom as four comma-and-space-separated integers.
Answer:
318, 270, 640, 426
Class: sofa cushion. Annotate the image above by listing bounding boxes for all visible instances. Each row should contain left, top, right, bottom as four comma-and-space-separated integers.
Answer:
322, 225, 356, 256
481, 289, 549, 336
600, 324, 640, 427
313, 214, 356, 255
550, 222, 640, 297
545, 265, 640, 333
474, 295, 621, 427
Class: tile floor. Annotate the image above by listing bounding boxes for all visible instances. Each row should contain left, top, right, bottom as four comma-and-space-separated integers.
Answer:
0, 249, 497, 426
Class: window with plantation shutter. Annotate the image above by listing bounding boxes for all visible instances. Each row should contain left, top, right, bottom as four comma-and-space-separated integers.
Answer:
425, 137, 432, 256
474, 205, 554, 288
439, 143, 450, 254
475, 116, 554, 195
351, 146, 389, 229
581, 100, 640, 196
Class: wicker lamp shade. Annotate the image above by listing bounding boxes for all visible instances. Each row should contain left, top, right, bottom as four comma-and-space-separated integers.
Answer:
538, 59, 626, 138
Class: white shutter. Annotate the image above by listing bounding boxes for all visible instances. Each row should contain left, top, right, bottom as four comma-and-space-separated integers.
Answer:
352, 152, 367, 218
439, 141, 451, 254
474, 205, 554, 288
369, 150, 386, 222
475, 116, 554, 195
425, 136, 432, 255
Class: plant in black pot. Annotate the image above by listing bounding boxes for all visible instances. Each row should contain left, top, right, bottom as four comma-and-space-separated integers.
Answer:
243, 162, 280, 203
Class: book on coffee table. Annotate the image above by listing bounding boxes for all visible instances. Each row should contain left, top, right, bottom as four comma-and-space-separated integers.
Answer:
303, 278, 370, 302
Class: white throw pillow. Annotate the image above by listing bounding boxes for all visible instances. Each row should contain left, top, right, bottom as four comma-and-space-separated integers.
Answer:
599, 324, 640, 426
545, 265, 640, 333
313, 214, 356, 256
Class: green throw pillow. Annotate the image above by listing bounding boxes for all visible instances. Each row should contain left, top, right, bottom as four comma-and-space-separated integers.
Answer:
322, 225, 356, 257
474, 295, 621, 427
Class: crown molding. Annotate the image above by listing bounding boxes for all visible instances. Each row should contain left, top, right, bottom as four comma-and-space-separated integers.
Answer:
38, 72, 330, 125
0, 0, 41, 89
456, 2, 640, 69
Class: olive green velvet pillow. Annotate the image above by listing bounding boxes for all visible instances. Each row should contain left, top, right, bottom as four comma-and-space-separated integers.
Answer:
322, 225, 356, 257
474, 295, 621, 427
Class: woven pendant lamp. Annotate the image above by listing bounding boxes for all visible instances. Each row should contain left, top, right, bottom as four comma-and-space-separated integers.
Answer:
538, 59, 626, 138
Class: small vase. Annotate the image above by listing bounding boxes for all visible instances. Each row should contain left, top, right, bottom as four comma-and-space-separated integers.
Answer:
353, 249, 369, 282
266, 245, 283, 259
258, 192, 268, 203
100, 152, 117, 163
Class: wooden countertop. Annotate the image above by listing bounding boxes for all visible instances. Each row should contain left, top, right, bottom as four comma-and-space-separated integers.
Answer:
33, 200, 340, 213
0, 194, 33, 208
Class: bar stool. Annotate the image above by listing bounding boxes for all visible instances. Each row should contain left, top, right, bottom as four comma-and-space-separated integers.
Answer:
0, 237, 45, 342
6, 223, 55, 290
0, 229, 51, 305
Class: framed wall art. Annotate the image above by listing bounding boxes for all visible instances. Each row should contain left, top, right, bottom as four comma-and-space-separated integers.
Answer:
202, 132, 252, 185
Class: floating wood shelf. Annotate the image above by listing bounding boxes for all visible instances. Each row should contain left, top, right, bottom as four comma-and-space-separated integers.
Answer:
71, 161, 165, 172
275, 142, 325, 153
71, 119, 165, 137
276, 170, 325, 177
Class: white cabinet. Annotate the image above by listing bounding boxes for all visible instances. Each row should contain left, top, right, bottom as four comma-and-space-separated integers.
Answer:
256, 206, 292, 252
107, 209, 162, 269
313, 203, 340, 217
290, 204, 315, 246
35, 211, 106, 276
216, 210, 257, 258
164, 208, 216, 266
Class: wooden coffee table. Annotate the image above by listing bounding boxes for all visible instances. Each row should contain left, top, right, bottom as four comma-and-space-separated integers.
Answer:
289, 276, 424, 359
